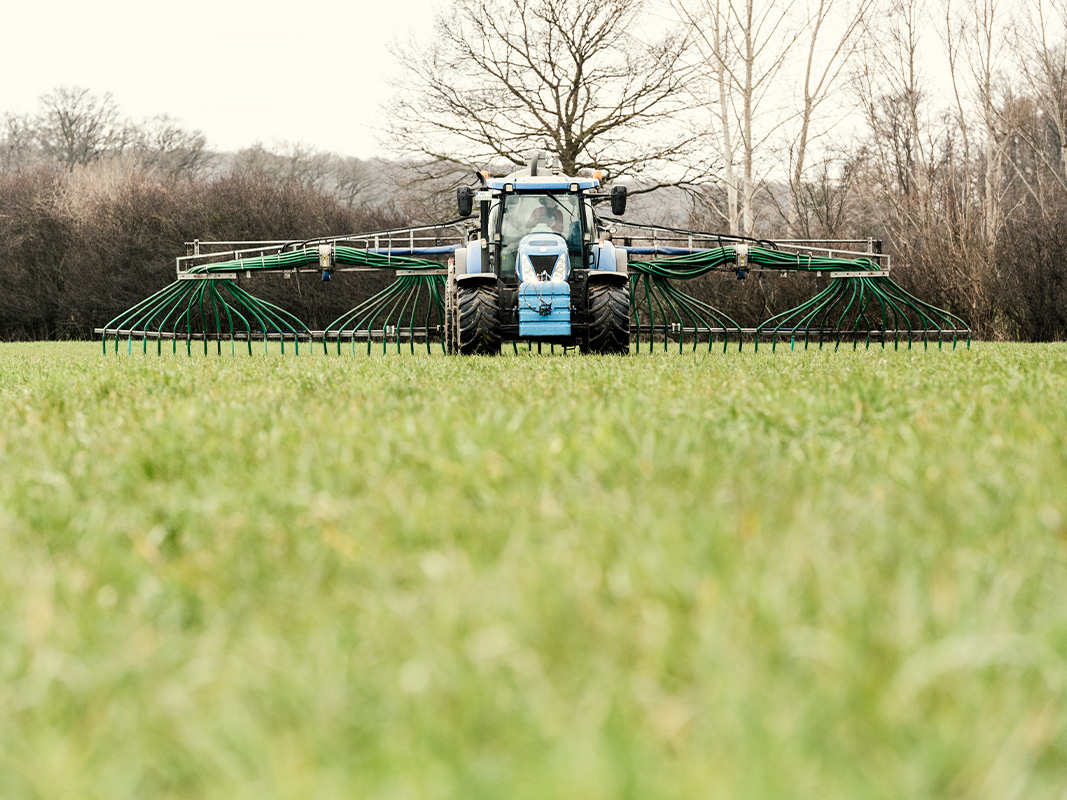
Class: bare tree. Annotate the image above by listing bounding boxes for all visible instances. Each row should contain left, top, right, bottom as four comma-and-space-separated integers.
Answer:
390, 0, 706, 187
798, 148, 866, 236
680, 0, 742, 231
678, 0, 799, 234
943, 0, 975, 220
1014, 0, 1067, 189
34, 87, 127, 171
0, 114, 38, 172
856, 0, 936, 208
128, 115, 211, 178
787, 0, 873, 235
2, 90, 211, 178
332, 156, 371, 208
954, 0, 1009, 245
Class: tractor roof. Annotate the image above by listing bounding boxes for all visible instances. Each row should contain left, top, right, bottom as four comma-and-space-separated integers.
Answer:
486, 175, 600, 191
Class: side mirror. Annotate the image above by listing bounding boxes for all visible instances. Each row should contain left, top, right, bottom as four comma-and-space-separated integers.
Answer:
611, 185, 627, 216
457, 186, 474, 217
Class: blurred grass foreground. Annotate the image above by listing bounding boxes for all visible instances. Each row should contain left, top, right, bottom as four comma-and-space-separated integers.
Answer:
1, 342, 1066, 799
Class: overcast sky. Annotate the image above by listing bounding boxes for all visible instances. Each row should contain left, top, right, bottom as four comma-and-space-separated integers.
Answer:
3, 0, 437, 158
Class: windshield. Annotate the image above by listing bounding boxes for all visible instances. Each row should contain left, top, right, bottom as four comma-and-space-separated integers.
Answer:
499, 193, 582, 279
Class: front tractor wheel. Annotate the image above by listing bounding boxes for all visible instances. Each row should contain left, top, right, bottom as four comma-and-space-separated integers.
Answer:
457, 282, 502, 355
585, 282, 630, 355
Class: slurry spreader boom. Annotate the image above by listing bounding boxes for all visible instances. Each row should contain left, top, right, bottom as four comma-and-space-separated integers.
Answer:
98, 152, 970, 355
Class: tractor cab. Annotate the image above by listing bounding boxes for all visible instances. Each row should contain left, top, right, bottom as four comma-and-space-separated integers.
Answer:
484, 176, 599, 282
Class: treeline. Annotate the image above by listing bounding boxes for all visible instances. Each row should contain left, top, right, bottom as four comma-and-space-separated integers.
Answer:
0, 166, 406, 340
2, 153, 1061, 342
0, 86, 378, 198
0, 87, 426, 340
684, 120, 1067, 342
677, 0, 1067, 342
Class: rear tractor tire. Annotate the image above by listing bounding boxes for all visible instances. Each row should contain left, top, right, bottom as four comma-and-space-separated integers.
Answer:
585, 282, 630, 355
457, 282, 502, 355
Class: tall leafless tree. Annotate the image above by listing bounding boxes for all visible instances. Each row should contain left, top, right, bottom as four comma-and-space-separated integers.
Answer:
390, 0, 707, 188
1014, 0, 1067, 190
679, 0, 742, 232
787, 0, 873, 235
678, 0, 799, 234
953, 0, 1009, 245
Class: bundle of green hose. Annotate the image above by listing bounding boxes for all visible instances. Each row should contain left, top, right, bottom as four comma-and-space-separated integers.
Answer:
190, 245, 442, 274
630, 245, 881, 280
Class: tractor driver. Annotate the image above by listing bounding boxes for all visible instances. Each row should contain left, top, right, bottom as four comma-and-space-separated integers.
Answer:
527, 196, 564, 233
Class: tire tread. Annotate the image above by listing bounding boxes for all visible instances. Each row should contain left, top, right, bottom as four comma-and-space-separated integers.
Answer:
457, 283, 501, 355
586, 282, 630, 354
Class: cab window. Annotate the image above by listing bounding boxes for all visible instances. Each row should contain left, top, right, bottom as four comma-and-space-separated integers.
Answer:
498, 193, 582, 278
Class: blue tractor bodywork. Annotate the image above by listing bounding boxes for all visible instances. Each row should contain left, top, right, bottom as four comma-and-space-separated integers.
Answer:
516, 232, 572, 337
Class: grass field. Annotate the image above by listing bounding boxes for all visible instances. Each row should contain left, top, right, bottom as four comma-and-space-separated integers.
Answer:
1, 341, 1065, 799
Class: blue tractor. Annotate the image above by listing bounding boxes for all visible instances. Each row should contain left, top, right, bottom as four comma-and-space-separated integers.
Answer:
447, 151, 630, 355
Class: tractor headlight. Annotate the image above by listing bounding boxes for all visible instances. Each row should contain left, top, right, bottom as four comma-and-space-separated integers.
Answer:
551, 254, 567, 282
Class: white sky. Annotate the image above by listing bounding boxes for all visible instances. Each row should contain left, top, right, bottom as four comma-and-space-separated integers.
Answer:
4, 0, 1033, 169
2, 0, 438, 158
